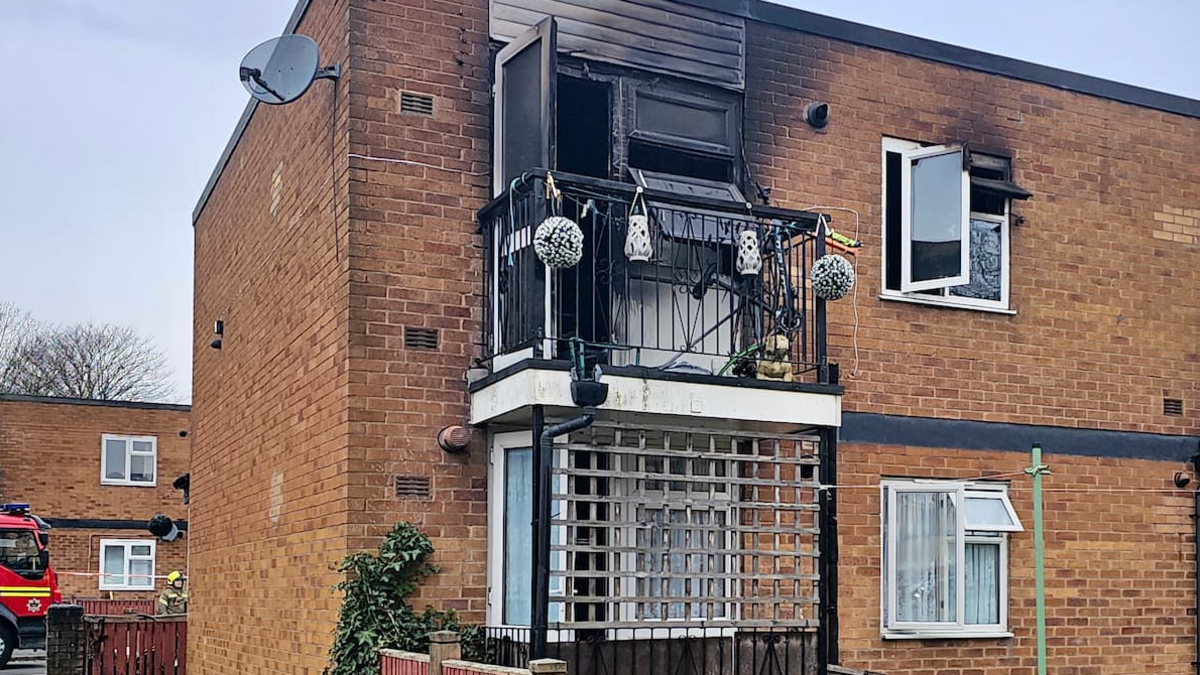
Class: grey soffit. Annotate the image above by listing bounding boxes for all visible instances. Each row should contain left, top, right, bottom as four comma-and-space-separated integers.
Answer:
0, 394, 190, 412
841, 411, 1198, 463
491, 0, 746, 90
44, 518, 189, 531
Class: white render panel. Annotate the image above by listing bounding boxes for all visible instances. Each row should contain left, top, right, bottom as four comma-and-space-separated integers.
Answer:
470, 367, 841, 427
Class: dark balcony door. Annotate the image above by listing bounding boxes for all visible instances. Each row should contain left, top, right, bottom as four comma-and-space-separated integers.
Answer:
493, 16, 557, 197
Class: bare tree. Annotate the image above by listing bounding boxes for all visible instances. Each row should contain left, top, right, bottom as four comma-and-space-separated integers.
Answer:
0, 311, 175, 402
0, 303, 38, 391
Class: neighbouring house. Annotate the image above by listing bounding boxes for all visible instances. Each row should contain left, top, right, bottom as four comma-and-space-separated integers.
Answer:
189, 1, 1200, 674
0, 395, 190, 601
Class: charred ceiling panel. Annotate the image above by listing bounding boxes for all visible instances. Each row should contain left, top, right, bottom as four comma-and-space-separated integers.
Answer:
491, 0, 746, 90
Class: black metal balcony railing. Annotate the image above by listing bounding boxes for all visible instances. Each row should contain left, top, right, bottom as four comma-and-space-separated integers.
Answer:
478, 170, 831, 385
475, 625, 817, 675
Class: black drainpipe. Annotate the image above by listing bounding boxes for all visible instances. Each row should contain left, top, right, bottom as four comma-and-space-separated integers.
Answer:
530, 406, 598, 660
1193, 476, 1199, 675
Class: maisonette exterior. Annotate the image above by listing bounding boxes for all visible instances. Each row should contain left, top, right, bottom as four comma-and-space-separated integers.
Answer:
0, 395, 190, 600
190, 1, 1200, 674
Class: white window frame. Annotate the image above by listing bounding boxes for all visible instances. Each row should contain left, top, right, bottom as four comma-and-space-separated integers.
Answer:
880, 479, 1022, 640
98, 539, 156, 591
881, 137, 1012, 313
100, 434, 158, 487
900, 143, 971, 293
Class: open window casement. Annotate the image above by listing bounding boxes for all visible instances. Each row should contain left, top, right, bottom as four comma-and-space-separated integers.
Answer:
493, 16, 557, 197
899, 144, 971, 292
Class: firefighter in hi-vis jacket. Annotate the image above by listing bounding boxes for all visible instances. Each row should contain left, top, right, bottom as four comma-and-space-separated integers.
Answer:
157, 570, 187, 615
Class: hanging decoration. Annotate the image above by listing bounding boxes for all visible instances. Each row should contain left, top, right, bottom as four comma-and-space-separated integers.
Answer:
811, 253, 856, 300
624, 187, 653, 262
533, 173, 583, 268
736, 228, 762, 276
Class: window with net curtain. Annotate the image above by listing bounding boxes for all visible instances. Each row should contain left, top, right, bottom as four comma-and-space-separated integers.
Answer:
881, 481, 1023, 638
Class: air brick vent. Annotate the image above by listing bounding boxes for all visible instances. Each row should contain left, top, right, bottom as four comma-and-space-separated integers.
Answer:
404, 327, 440, 350
395, 475, 432, 500
400, 91, 435, 116
1164, 398, 1184, 416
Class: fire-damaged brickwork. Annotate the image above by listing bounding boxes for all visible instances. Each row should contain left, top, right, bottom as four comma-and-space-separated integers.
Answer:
189, 1, 1200, 674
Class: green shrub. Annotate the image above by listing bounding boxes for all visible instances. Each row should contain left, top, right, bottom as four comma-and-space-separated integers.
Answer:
324, 523, 463, 675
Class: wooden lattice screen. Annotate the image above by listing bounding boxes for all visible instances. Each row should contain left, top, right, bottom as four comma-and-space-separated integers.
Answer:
548, 422, 821, 632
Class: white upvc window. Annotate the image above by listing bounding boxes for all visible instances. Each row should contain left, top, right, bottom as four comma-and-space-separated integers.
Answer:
99, 539, 156, 590
101, 434, 157, 486
881, 480, 1022, 639
882, 137, 1014, 312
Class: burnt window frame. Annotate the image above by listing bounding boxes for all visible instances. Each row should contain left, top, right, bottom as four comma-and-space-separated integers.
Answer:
881, 137, 1015, 314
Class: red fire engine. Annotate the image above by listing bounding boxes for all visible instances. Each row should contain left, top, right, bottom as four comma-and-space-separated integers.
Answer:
0, 503, 60, 666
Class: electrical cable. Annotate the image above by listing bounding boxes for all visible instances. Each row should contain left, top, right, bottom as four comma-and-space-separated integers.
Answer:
346, 152, 490, 176
330, 79, 341, 263
802, 205, 862, 378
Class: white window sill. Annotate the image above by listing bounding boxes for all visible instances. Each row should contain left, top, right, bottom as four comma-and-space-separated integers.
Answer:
883, 630, 1014, 640
98, 587, 155, 592
879, 292, 1016, 315
101, 480, 157, 488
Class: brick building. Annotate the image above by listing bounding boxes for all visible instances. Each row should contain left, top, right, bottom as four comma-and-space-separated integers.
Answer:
0, 395, 190, 600
190, 1, 1200, 674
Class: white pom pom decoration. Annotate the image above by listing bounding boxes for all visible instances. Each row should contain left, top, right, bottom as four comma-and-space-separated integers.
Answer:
534, 216, 584, 268
811, 254, 856, 300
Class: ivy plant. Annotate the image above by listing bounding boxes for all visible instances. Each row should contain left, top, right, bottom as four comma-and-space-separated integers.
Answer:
324, 523, 464, 675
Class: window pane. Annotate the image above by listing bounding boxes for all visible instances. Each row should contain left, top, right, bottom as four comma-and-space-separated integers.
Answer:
0, 531, 39, 571
102, 546, 125, 586
131, 545, 152, 556
965, 495, 1016, 529
950, 220, 1002, 301
910, 150, 965, 283
131, 440, 153, 453
895, 491, 958, 623
965, 543, 1001, 624
503, 448, 533, 625
129, 559, 153, 588
130, 454, 155, 483
104, 440, 127, 480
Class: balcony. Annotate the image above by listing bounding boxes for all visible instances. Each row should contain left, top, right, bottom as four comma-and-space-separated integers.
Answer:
471, 169, 841, 429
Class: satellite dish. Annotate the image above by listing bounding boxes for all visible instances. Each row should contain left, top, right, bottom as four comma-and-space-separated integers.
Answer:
239, 34, 340, 105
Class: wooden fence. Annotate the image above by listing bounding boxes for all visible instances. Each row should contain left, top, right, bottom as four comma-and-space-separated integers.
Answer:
86, 616, 187, 675
79, 599, 157, 617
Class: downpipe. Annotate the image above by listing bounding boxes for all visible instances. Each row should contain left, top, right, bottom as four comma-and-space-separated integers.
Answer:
531, 408, 598, 659
1193, 484, 1199, 675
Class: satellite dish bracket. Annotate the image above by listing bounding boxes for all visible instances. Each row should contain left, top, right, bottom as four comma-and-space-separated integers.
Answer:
316, 64, 342, 82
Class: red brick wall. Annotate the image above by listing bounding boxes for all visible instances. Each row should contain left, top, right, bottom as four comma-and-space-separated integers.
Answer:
0, 399, 189, 597
744, 23, 1200, 437
189, 0, 352, 672
838, 442, 1194, 675
343, 0, 491, 620
191, 2, 1200, 674
54, 528, 187, 601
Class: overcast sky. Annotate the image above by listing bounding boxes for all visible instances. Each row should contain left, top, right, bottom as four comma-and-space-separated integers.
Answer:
0, 0, 1196, 404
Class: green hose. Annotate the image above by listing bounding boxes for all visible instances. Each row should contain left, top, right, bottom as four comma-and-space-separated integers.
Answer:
718, 343, 764, 376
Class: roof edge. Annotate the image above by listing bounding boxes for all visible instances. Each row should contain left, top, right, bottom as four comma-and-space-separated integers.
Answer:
193, 0, 1200, 224
0, 394, 191, 412
680, 0, 1200, 120
192, 0, 315, 224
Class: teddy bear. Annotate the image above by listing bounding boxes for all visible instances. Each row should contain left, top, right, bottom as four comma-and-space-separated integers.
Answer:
756, 334, 794, 383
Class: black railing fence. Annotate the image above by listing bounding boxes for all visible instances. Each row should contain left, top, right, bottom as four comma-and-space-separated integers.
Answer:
479, 626, 817, 675
479, 170, 831, 384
